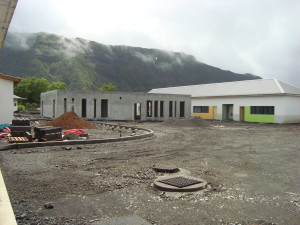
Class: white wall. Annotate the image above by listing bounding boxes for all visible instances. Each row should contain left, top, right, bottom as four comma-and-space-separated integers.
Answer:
281, 96, 300, 123
191, 95, 299, 123
0, 79, 14, 124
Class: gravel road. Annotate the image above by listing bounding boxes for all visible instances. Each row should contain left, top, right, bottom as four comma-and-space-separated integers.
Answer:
0, 119, 300, 225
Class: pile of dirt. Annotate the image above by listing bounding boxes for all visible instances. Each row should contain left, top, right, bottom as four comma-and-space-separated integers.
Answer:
162, 117, 210, 127
44, 111, 97, 129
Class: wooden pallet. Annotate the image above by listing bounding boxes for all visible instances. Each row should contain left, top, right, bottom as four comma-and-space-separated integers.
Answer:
8, 137, 29, 143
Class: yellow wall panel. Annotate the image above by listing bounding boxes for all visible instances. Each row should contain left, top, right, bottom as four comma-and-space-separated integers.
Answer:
193, 106, 216, 119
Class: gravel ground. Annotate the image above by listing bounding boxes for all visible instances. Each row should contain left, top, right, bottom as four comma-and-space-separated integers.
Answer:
0, 119, 300, 225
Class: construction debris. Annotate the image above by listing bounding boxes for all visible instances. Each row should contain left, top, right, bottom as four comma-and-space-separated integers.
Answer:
44, 111, 96, 129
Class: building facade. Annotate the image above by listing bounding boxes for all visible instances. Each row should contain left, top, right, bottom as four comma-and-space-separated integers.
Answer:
41, 90, 191, 121
150, 79, 300, 124
0, 73, 21, 125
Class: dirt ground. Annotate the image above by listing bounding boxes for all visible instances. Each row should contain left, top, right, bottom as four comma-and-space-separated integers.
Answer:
0, 119, 300, 225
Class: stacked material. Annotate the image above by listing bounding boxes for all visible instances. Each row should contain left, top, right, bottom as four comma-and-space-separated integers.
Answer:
34, 127, 62, 141
10, 119, 32, 139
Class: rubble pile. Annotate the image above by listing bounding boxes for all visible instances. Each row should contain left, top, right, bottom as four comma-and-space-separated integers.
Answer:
163, 117, 210, 127
44, 111, 96, 129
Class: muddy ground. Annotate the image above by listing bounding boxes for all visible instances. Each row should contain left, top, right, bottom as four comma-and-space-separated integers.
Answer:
0, 120, 300, 225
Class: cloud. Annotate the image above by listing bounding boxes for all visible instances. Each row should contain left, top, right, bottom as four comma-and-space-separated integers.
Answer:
56, 37, 92, 59
7, 0, 300, 86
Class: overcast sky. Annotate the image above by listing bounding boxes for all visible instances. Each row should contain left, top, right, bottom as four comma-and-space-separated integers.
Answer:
8, 0, 300, 87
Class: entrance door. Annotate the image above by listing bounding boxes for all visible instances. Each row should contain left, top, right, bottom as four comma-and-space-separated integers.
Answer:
222, 104, 234, 120
134, 103, 141, 120
240, 106, 245, 121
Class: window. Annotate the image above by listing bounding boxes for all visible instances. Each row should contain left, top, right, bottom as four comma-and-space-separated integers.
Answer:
71, 98, 74, 112
193, 106, 209, 113
160, 101, 164, 117
94, 99, 97, 118
250, 106, 274, 115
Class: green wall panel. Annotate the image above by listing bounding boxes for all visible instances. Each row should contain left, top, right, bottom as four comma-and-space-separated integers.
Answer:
244, 106, 275, 123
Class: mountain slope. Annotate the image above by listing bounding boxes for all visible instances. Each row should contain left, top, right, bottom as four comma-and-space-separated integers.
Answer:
0, 32, 260, 91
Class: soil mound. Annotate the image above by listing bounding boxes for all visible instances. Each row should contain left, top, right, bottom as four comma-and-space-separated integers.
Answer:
162, 117, 210, 127
44, 111, 96, 129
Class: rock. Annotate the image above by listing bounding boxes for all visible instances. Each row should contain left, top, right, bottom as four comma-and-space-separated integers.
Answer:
63, 146, 72, 150
63, 132, 80, 140
44, 202, 54, 209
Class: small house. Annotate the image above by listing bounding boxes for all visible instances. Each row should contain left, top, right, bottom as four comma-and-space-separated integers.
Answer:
0, 73, 21, 126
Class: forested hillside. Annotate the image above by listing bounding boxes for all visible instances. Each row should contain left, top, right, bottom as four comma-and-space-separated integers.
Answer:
0, 32, 260, 91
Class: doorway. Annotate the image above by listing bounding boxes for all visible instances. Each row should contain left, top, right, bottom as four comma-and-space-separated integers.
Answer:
223, 104, 233, 120
82, 99, 87, 117
240, 106, 245, 121
134, 103, 141, 120
179, 101, 185, 117
101, 99, 108, 117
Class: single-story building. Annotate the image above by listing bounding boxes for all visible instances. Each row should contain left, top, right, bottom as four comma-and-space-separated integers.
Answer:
13, 95, 26, 112
0, 73, 21, 126
149, 79, 300, 124
41, 90, 191, 121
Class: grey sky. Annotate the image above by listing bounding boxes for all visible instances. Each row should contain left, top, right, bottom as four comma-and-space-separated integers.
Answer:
8, 0, 300, 87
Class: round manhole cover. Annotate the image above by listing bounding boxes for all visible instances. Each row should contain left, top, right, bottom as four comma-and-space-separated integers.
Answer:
153, 164, 180, 173
153, 176, 207, 192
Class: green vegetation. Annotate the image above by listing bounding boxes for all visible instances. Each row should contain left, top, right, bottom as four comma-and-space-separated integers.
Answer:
1, 32, 261, 92
99, 83, 117, 91
14, 77, 66, 104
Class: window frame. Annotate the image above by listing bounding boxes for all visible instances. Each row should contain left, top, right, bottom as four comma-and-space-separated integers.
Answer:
193, 106, 209, 113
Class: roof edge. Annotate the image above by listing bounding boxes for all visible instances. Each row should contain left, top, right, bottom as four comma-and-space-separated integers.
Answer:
192, 93, 300, 99
0, 73, 21, 85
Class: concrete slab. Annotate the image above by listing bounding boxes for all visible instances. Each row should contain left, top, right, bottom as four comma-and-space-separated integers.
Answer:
91, 215, 151, 225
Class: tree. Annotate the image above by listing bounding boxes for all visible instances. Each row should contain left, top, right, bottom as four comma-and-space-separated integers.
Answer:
98, 83, 117, 91
48, 81, 67, 90
14, 77, 67, 104
14, 77, 49, 104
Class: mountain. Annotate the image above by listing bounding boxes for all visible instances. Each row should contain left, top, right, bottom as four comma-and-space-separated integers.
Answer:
0, 32, 260, 92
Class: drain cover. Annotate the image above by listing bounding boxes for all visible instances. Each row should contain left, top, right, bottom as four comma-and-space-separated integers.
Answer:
158, 176, 202, 188
153, 164, 180, 173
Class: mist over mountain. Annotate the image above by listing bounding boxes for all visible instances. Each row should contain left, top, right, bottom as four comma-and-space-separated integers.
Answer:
0, 32, 260, 91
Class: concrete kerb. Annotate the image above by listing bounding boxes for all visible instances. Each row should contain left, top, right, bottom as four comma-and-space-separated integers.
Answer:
0, 122, 154, 151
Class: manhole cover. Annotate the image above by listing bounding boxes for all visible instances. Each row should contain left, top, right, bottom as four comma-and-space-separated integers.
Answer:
153, 164, 180, 173
159, 176, 202, 188
154, 176, 207, 192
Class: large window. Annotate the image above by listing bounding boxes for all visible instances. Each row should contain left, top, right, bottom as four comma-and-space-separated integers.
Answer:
193, 106, 209, 113
250, 106, 274, 115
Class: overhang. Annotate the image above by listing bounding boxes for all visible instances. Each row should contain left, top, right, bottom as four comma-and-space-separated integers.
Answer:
0, 73, 21, 85
0, 0, 18, 49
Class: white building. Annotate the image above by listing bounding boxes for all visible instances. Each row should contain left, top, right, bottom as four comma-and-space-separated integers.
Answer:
0, 73, 21, 126
149, 79, 300, 124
